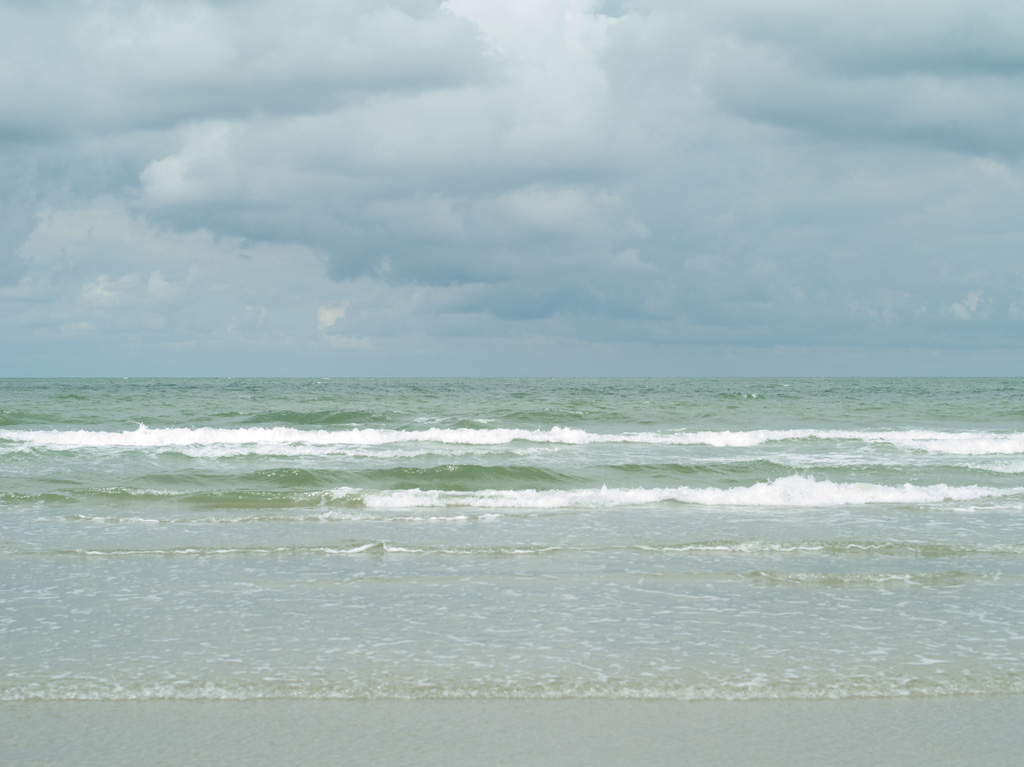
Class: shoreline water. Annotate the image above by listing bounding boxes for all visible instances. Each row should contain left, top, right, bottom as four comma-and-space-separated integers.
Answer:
5, 379, 1024, 764
3, 696, 1023, 767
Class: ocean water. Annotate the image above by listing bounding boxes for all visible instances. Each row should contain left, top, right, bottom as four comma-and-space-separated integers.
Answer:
3, 377, 1024, 702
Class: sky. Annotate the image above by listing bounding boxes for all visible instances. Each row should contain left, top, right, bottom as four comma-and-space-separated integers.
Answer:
2, 0, 1023, 377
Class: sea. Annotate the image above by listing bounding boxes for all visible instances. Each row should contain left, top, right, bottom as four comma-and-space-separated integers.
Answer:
3, 377, 1024, 704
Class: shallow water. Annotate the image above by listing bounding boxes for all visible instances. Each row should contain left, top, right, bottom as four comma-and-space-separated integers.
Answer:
3, 378, 1024, 701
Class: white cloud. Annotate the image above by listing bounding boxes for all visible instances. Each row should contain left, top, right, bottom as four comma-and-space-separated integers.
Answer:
140, 121, 238, 206
317, 304, 348, 331
493, 185, 620, 235
147, 271, 180, 301
80, 274, 142, 307
950, 289, 988, 320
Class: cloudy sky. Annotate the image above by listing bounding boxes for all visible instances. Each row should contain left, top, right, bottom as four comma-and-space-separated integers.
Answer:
3, 0, 1023, 376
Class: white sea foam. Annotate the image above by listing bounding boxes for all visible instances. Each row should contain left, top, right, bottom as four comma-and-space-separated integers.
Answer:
330, 476, 1018, 510
638, 540, 1024, 555
963, 459, 1024, 474
5, 424, 1024, 454
885, 433, 1024, 455
6, 675, 1024, 701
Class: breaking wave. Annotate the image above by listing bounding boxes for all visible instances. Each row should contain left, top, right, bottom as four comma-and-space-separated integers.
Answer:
333, 476, 1017, 509
4, 425, 1024, 456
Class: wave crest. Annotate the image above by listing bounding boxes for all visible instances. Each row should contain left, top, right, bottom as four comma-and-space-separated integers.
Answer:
4, 425, 1024, 455
333, 476, 1017, 509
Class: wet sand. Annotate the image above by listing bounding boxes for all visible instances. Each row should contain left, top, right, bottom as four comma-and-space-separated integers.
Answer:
3, 696, 1023, 767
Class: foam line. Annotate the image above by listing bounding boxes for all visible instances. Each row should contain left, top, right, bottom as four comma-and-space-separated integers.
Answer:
4, 425, 1024, 455
331, 475, 1019, 509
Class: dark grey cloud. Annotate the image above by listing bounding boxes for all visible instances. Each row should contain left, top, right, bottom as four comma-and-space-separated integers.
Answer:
2, 0, 1024, 375
726, 0, 1024, 78
0, 0, 494, 143
695, 1, 1024, 156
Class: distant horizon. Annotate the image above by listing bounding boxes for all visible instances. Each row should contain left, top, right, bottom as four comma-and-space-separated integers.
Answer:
3, 373, 1021, 380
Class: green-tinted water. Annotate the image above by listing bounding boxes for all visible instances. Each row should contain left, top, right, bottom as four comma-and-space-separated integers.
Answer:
3, 378, 1024, 700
